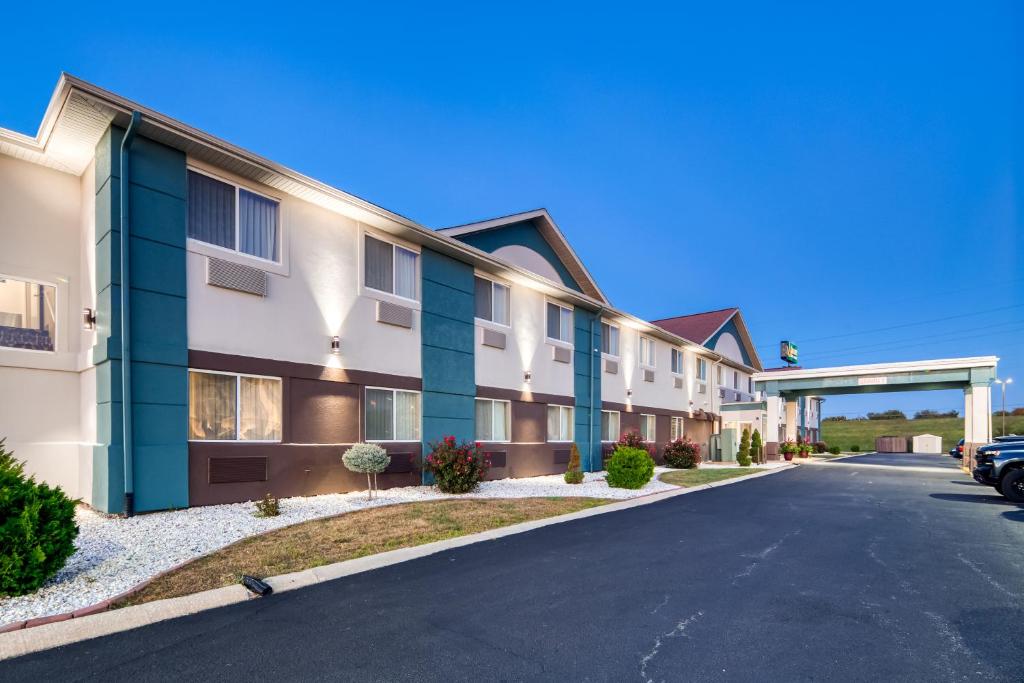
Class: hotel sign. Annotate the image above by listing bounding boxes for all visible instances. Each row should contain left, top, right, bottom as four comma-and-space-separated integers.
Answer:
780, 341, 798, 365
857, 376, 888, 386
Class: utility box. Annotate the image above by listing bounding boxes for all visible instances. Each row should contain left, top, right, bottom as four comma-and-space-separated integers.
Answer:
875, 436, 909, 453
912, 434, 942, 454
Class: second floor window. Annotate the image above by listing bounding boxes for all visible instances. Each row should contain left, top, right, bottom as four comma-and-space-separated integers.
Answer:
733, 371, 739, 389
671, 348, 684, 375
474, 277, 510, 325
748, 377, 754, 393
546, 302, 573, 343
640, 336, 656, 368
188, 169, 280, 262
601, 322, 620, 356
365, 235, 419, 301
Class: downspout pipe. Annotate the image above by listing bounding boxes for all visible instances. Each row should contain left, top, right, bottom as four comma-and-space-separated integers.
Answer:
120, 111, 141, 517
589, 307, 606, 472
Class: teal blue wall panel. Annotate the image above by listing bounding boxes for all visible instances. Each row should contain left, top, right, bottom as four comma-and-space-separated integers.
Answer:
453, 221, 583, 293
705, 317, 754, 367
420, 249, 476, 483
573, 308, 602, 471
92, 124, 189, 513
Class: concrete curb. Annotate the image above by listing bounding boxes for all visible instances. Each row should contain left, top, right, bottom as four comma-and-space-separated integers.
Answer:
0, 464, 794, 661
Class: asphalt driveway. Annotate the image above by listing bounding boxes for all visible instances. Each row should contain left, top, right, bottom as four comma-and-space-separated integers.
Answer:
829, 452, 961, 469
7, 463, 1024, 681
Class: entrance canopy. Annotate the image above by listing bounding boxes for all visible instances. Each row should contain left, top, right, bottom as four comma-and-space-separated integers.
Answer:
755, 356, 998, 397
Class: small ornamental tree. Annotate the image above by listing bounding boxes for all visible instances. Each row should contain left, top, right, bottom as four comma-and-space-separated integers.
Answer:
342, 443, 391, 500
605, 446, 655, 489
751, 429, 763, 464
564, 443, 584, 484
424, 436, 491, 494
0, 439, 79, 597
663, 438, 701, 469
737, 428, 752, 467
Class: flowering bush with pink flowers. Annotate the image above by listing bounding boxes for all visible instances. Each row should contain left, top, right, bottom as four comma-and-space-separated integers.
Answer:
424, 436, 491, 493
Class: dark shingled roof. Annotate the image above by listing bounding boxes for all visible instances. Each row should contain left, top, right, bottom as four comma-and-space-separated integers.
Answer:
651, 308, 738, 345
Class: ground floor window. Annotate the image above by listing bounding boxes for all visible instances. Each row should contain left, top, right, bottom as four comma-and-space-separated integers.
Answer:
547, 405, 574, 442
188, 370, 282, 441
640, 414, 656, 442
670, 416, 685, 441
601, 410, 620, 442
366, 388, 421, 441
476, 398, 511, 442
0, 275, 56, 352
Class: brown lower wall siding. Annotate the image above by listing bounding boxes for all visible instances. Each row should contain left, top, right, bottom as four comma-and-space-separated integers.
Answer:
188, 442, 421, 507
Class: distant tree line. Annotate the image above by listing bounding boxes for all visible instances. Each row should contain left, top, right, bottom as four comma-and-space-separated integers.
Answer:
823, 409, 962, 422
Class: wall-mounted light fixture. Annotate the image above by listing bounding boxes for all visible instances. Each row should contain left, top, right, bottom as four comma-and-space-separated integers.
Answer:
627, 389, 633, 398
524, 370, 532, 383
330, 336, 341, 354
82, 307, 97, 331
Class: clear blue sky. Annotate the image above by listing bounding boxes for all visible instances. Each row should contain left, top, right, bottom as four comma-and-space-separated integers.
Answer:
2, 2, 1020, 418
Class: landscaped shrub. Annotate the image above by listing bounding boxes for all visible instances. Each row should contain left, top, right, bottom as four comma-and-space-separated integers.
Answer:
851, 444, 861, 452
343, 442, 392, 499
564, 443, 584, 484
737, 428, 752, 467
813, 441, 828, 454
254, 493, 280, 517
0, 439, 79, 597
605, 446, 655, 489
828, 446, 841, 455
617, 430, 649, 451
424, 436, 490, 494
751, 429, 763, 464
663, 438, 701, 469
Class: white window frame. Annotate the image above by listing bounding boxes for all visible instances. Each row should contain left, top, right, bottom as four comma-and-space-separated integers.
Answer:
475, 398, 512, 443
365, 386, 422, 442
640, 414, 656, 442
670, 348, 684, 376
186, 166, 282, 266
601, 409, 620, 442
670, 416, 685, 441
187, 369, 283, 443
0, 272, 59, 355
363, 232, 421, 304
545, 300, 574, 346
732, 370, 740, 390
716, 365, 724, 385
639, 335, 656, 369
474, 275, 511, 328
601, 321, 620, 358
547, 404, 575, 442
695, 357, 708, 381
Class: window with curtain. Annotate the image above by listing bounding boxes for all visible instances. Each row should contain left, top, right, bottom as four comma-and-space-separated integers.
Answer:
0, 276, 57, 352
188, 371, 281, 441
366, 388, 420, 441
187, 170, 279, 262
640, 414, 656, 442
640, 336, 656, 368
670, 416, 685, 441
475, 398, 511, 442
546, 302, 572, 343
601, 322, 619, 356
601, 410, 620, 442
547, 405, 574, 442
696, 357, 708, 381
733, 371, 739, 389
671, 348, 684, 375
365, 235, 419, 300
474, 277, 510, 325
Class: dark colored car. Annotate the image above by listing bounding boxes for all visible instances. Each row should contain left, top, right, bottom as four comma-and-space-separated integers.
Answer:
973, 442, 1024, 503
950, 438, 964, 459
993, 434, 1024, 443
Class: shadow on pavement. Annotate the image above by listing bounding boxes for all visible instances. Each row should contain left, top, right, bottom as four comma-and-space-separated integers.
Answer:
947, 480, 979, 486
1002, 509, 1024, 522
930, 492, 1022, 507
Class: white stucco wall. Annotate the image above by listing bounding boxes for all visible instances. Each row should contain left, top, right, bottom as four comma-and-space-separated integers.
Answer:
185, 162, 421, 379
474, 275, 574, 398
0, 154, 94, 500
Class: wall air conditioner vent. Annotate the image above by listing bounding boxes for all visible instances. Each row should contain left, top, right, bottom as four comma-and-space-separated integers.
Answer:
482, 328, 506, 349
552, 345, 572, 363
604, 359, 619, 375
643, 369, 655, 383
377, 301, 414, 329
207, 257, 268, 297
674, 376, 683, 389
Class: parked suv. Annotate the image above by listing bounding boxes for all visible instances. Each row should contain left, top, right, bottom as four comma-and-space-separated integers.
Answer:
949, 439, 964, 459
973, 442, 1024, 503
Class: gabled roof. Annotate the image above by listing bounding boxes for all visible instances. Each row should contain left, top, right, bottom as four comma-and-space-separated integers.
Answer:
438, 209, 608, 304
652, 308, 763, 371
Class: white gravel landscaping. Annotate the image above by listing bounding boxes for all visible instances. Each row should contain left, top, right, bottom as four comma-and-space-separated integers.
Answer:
1, 467, 688, 628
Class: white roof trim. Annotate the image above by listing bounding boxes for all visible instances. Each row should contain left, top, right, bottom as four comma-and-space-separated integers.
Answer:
754, 356, 999, 381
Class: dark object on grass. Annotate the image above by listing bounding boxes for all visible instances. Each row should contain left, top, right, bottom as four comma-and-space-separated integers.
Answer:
242, 575, 273, 596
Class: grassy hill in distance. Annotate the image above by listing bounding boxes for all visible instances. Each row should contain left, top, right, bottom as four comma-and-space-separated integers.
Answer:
821, 415, 1024, 452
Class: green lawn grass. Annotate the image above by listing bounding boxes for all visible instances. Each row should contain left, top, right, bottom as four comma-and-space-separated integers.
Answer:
659, 468, 757, 487
822, 415, 1024, 452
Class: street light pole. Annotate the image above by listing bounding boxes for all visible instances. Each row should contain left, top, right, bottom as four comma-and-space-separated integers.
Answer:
995, 378, 1013, 436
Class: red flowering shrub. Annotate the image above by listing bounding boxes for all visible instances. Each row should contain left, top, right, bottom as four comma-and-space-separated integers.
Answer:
424, 436, 491, 493
663, 438, 701, 469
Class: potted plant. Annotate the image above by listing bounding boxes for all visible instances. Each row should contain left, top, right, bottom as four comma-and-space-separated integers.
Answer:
781, 441, 798, 462
798, 442, 812, 458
